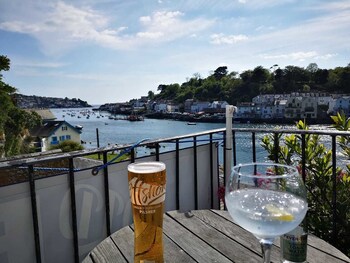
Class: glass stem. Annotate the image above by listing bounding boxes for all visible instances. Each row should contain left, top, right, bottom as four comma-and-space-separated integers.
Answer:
260, 239, 273, 263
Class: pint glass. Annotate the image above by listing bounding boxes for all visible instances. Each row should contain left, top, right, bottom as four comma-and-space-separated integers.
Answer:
128, 162, 166, 263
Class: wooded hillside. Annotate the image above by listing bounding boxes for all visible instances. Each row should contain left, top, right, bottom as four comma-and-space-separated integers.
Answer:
153, 64, 350, 104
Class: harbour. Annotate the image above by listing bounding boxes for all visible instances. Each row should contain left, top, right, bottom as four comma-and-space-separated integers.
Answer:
50, 107, 337, 164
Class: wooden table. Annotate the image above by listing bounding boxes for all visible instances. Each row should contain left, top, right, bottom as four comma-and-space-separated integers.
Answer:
83, 210, 350, 263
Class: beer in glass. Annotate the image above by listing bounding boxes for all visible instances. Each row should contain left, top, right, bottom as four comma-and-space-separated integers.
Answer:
128, 161, 166, 263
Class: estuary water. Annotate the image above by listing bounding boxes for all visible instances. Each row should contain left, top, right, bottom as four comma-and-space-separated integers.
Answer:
50, 108, 337, 164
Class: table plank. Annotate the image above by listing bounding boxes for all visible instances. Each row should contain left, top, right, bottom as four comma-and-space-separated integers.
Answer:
212, 209, 350, 263
307, 235, 350, 262
186, 210, 280, 263
163, 213, 232, 262
128, 225, 197, 263
83, 210, 350, 263
167, 210, 263, 263
110, 226, 134, 262
82, 255, 94, 263
89, 237, 127, 263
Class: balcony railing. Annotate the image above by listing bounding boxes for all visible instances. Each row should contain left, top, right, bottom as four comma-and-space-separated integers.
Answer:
0, 127, 349, 262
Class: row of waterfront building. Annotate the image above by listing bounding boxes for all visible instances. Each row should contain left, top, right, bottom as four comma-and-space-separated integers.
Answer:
100, 92, 350, 121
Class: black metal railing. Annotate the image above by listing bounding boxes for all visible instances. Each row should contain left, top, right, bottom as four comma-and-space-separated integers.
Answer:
0, 127, 349, 262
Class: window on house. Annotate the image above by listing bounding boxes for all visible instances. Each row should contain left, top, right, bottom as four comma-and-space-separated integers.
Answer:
52, 136, 57, 141
66, 135, 71, 140
62, 126, 68, 131
59, 136, 65, 141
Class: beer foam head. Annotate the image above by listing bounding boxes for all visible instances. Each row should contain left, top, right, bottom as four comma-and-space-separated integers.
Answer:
128, 161, 166, 173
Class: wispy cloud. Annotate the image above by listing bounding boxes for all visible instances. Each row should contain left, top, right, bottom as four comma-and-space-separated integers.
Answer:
14, 61, 67, 68
250, 1, 350, 63
136, 11, 212, 42
210, 33, 248, 45
0, 1, 214, 55
259, 51, 337, 62
235, 0, 296, 8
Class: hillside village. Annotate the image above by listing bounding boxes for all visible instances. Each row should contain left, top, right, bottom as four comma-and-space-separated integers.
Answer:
98, 92, 349, 123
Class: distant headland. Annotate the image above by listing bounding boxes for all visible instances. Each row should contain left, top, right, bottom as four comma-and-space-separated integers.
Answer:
15, 94, 91, 109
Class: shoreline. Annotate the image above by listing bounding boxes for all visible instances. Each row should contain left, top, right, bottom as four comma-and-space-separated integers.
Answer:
143, 112, 333, 125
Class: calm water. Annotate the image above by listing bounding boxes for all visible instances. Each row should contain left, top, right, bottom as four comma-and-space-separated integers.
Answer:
50, 108, 337, 164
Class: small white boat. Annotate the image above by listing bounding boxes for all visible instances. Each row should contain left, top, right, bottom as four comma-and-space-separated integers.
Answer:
187, 122, 197, 125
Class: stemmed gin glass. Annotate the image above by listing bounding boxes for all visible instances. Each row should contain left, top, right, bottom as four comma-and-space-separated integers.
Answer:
225, 163, 308, 263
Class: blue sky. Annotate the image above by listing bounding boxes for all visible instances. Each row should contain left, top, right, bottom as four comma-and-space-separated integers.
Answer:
0, 0, 349, 104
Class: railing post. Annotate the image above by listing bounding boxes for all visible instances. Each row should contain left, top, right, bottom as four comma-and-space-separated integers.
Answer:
96, 128, 100, 160
252, 132, 256, 162
233, 131, 237, 166
175, 139, 180, 210
131, 148, 135, 163
68, 158, 80, 263
28, 165, 42, 263
301, 134, 306, 182
274, 132, 279, 163
103, 151, 111, 236
223, 131, 227, 187
209, 133, 214, 209
331, 135, 337, 244
155, 143, 160, 161
193, 136, 198, 210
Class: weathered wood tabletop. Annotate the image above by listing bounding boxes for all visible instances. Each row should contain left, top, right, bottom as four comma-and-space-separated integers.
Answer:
83, 210, 350, 263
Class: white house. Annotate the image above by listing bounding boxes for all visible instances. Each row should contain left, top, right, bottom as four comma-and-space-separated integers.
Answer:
190, 101, 210, 113
317, 93, 332, 106
300, 96, 318, 119
184, 99, 194, 112
30, 121, 82, 152
154, 101, 168, 113
330, 96, 350, 115
236, 102, 255, 118
273, 99, 287, 118
167, 103, 180, 113
284, 96, 303, 119
210, 101, 229, 109
260, 105, 274, 119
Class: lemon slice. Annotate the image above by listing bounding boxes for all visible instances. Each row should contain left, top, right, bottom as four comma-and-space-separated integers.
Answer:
265, 204, 294, 221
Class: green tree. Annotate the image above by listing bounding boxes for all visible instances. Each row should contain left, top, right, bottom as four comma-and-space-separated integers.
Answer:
261, 119, 350, 257
0, 55, 42, 157
50, 140, 84, 152
148, 90, 155, 100
213, 66, 228, 80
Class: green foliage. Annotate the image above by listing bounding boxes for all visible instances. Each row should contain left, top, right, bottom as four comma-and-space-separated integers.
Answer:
50, 140, 84, 152
0, 54, 43, 157
153, 63, 350, 107
261, 118, 350, 257
331, 112, 350, 159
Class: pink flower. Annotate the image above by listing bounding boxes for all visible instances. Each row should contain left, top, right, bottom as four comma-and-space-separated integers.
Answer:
217, 186, 225, 204
337, 170, 346, 182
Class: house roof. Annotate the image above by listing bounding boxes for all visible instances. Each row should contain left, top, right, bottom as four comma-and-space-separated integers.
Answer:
30, 121, 81, 138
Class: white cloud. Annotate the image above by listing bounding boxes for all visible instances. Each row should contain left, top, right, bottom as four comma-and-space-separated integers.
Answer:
135, 11, 214, 43
259, 51, 337, 62
315, 53, 338, 60
234, 0, 296, 9
310, 1, 350, 11
210, 34, 248, 45
0, 2, 214, 55
136, 31, 164, 39
15, 61, 67, 68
